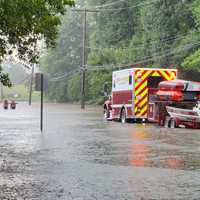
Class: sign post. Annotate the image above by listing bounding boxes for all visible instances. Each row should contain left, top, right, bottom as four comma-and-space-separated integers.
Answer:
40, 74, 44, 132
35, 73, 44, 132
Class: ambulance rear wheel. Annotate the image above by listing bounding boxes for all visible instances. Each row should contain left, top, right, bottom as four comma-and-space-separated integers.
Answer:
104, 108, 110, 120
121, 108, 127, 124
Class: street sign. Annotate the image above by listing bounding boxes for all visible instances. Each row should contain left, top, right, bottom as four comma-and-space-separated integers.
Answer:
35, 73, 42, 91
35, 73, 48, 91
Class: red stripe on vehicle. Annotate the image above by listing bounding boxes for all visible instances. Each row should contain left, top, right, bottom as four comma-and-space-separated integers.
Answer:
135, 93, 148, 107
137, 86, 148, 97
139, 102, 148, 111
140, 109, 148, 117
135, 71, 154, 91
157, 70, 169, 80
165, 70, 171, 78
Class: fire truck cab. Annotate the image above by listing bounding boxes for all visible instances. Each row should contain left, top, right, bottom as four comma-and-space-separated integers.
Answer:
103, 68, 177, 123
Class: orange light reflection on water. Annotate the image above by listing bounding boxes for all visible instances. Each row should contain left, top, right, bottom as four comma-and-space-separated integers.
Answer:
130, 129, 151, 167
130, 128, 185, 169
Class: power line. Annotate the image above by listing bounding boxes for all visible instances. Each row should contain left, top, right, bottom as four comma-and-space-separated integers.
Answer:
97, 0, 189, 12
86, 40, 200, 71
45, 40, 200, 83
94, 0, 126, 8
44, 2, 197, 83
97, 0, 161, 11
15, 75, 31, 85
86, 12, 195, 51
86, 29, 200, 52
50, 65, 80, 78
47, 39, 200, 81
49, 68, 80, 82
72, 0, 161, 13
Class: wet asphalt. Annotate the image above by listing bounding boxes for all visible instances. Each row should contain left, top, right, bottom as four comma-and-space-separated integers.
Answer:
0, 102, 200, 200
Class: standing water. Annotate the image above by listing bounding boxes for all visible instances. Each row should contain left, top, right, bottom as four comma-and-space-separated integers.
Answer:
0, 102, 200, 199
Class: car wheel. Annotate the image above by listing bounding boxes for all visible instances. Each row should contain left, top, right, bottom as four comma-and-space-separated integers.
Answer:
104, 108, 110, 120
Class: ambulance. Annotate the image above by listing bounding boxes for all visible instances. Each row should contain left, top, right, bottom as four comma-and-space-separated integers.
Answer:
103, 68, 177, 123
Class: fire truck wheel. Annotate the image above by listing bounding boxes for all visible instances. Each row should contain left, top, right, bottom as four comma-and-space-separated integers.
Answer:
104, 108, 110, 120
169, 118, 177, 129
121, 108, 127, 124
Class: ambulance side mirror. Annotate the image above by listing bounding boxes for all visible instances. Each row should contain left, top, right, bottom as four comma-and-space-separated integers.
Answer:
102, 82, 110, 97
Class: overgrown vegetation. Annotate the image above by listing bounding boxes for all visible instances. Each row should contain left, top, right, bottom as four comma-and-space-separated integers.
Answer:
3, 85, 41, 102
40, 0, 200, 104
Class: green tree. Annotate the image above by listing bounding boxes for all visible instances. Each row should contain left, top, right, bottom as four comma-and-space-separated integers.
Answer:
40, 11, 82, 102
0, 0, 74, 86
40, 0, 200, 104
182, 0, 200, 72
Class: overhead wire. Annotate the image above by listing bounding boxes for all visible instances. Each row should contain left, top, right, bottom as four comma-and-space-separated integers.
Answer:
46, 39, 200, 83
47, 0, 198, 83
96, 0, 161, 11
49, 39, 200, 81
49, 68, 80, 82
86, 29, 200, 52
94, 0, 126, 8
86, 40, 200, 71
14, 74, 31, 85
48, 32, 200, 81
86, 4, 195, 50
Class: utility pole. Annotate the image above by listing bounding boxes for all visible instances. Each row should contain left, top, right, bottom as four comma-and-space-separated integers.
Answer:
72, 8, 99, 109
0, 83, 3, 101
81, 9, 86, 109
29, 64, 34, 105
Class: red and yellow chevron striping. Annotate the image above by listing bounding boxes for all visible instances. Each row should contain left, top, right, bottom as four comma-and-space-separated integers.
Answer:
134, 69, 177, 118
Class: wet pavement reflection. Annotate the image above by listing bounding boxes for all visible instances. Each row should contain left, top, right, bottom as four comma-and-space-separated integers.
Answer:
0, 103, 200, 199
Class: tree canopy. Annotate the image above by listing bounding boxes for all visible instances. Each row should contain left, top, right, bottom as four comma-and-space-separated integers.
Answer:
0, 0, 74, 86
40, 0, 200, 104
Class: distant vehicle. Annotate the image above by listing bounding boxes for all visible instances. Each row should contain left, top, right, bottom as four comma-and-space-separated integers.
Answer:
3, 100, 9, 109
2, 100, 17, 110
10, 100, 17, 110
13, 93, 19, 98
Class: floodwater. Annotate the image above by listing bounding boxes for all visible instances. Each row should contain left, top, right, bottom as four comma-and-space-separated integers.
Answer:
0, 103, 200, 200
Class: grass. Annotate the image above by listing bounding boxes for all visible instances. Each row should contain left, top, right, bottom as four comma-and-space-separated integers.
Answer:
3, 84, 41, 102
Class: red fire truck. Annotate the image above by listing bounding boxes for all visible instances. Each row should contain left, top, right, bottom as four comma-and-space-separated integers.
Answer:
104, 67, 200, 128
104, 68, 177, 122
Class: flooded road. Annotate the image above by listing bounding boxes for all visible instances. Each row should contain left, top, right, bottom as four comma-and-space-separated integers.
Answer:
0, 103, 200, 200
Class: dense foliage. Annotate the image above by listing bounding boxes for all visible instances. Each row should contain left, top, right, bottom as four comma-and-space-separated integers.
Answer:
0, 0, 74, 86
40, 0, 200, 104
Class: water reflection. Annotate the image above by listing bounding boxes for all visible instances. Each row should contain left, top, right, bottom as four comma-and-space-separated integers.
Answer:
81, 121, 200, 171
130, 130, 151, 167
165, 158, 185, 170
130, 127, 186, 170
